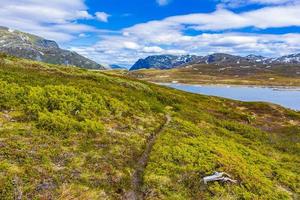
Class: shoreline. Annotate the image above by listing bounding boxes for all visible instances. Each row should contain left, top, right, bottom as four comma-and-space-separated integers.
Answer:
153, 81, 300, 91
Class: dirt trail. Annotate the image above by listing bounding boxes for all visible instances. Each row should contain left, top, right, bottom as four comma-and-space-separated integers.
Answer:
124, 115, 171, 200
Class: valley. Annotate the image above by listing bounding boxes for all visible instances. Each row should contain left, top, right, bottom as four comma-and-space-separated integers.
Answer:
128, 65, 300, 87
1, 1, 300, 199
0, 54, 299, 199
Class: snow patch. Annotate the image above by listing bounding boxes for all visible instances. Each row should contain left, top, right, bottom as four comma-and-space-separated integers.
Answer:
240, 66, 251, 69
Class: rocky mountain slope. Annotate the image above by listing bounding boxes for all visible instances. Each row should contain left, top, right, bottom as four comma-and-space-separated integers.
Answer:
130, 53, 300, 71
0, 26, 105, 69
270, 53, 300, 64
130, 54, 199, 70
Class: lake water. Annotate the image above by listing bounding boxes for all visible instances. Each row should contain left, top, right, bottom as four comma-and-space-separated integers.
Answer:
161, 83, 300, 111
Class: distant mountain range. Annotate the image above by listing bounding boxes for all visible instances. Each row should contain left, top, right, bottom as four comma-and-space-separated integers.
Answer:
0, 26, 105, 69
130, 53, 300, 71
2, 26, 300, 72
108, 64, 128, 70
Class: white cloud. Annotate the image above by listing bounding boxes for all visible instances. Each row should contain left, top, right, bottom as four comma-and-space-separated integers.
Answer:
71, 31, 300, 66
143, 46, 164, 53
78, 33, 88, 37
71, 3, 300, 66
156, 0, 171, 6
76, 11, 93, 19
218, 0, 297, 7
249, 0, 294, 3
0, 0, 96, 42
166, 4, 300, 31
123, 41, 140, 50
1, 0, 300, 67
95, 12, 110, 22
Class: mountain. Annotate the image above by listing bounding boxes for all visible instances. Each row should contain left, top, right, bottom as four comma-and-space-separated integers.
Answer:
198, 53, 259, 66
129, 53, 258, 71
129, 61, 300, 86
130, 54, 200, 70
128, 53, 300, 86
194, 53, 300, 67
245, 54, 267, 62
269, 53, 300, 64
108, 64, 128, 70
130, 53, 300, 71
0, 26, 105, 69
0, 54, 299, 199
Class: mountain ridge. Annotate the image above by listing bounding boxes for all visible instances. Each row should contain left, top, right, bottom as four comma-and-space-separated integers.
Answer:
0, 26, 105, 69
130, 53, 300, 71
130, 54, 199, 71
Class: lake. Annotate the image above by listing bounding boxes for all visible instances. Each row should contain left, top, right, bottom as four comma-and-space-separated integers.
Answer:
161, 83, 300, 111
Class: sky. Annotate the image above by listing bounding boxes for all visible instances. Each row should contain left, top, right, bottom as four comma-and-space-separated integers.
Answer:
1, 0, 300, 66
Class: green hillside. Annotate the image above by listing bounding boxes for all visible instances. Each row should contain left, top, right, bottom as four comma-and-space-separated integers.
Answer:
0, 53, 299, 199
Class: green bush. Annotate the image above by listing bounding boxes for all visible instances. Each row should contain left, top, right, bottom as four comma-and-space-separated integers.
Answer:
37, 110, 79, 133
80, 119, 104, 136
105, 97, 129, 117
0, 80, 24, 110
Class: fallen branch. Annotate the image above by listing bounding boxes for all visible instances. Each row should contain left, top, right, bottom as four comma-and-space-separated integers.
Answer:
203, 172, 237, 184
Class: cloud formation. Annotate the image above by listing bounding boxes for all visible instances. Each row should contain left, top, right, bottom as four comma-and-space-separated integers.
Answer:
1, 0, 300, 66
71, 32, 300, 66
95, 12, 110, 22
218, 0, 297, 7
0, 0, 111, 42
157, 4, 300, 31
71, 3, 300, 66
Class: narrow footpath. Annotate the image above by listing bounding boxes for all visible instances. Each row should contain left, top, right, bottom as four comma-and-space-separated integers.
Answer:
124, 115, 171, 200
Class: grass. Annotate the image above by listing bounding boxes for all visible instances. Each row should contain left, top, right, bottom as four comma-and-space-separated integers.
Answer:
0, 54, 299, 199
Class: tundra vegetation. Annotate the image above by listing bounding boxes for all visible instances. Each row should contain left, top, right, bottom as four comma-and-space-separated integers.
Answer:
0, 53, 299, 199
128, 66, 300, 87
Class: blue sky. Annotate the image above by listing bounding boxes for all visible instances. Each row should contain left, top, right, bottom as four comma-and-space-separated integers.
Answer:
1, 0, 300, 66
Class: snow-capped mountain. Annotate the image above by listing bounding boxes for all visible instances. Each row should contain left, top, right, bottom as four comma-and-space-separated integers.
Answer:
269, 54, 300, 64
245, 54, 268, 62
130, 53, 300, 71
130, 54, 200, 70
198, 53, 258, 66
129, 54, 259, 71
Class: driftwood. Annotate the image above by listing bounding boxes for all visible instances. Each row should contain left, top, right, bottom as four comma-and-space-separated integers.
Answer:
203, 172, 237, 184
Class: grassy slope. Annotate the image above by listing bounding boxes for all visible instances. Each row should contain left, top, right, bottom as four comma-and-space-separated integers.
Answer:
0, 54, 299, 199
128, 66, 300, 86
